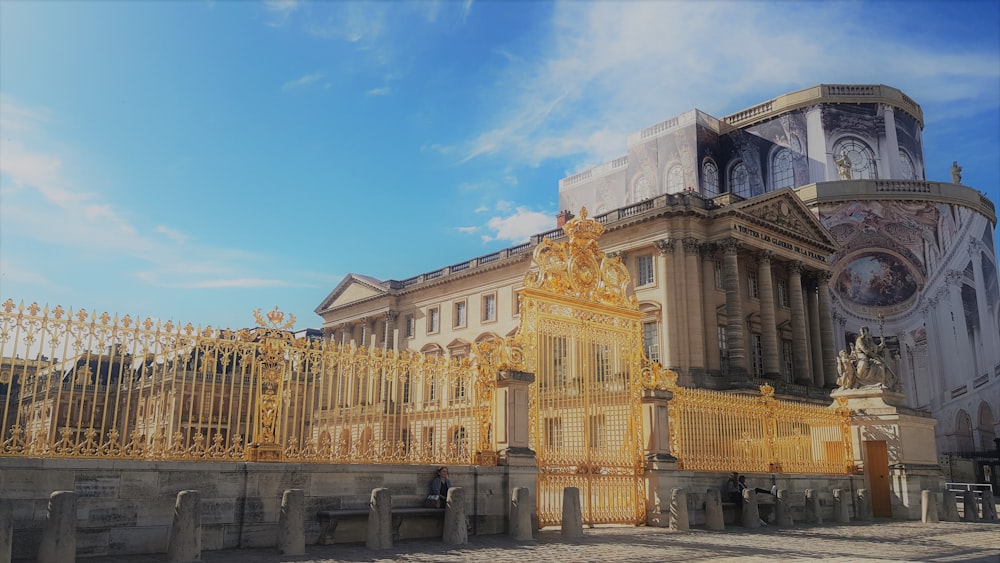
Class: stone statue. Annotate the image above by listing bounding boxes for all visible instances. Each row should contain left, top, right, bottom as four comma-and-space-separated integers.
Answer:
950, 161, 962, 184
836, 326, 899, 391
835, 151, 852, 180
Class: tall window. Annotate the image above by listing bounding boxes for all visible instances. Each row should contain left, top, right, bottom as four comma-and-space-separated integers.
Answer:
593, 343, 612, 381
451, 426, 468, 455
404, 314, 415, 338
718, 326, 729, 376
402, 371, 411, 403
642, 322, 659, 362
666, 164, 685, 193
545, 417, 563, 448
513, 289, 522, 316
771, 149, 795, 189
729, 162, 751, 197
747, 269, 759, 299
702, 159, 720, 196
833, 137, 878, 179
714, 260, 724, 289
777, 279, 790, 307
899, 150, 917, 180
427, 307, 440, 333
482, 294, 497, 322
453, 301, 466, 328
782, 339, 794, 382
589, 415, 606, 449
637, 254, 655, 286
751, 333, 763, 378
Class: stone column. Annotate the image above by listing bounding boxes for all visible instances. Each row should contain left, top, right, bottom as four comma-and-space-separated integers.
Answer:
38, 491, 77, 563
641, 392, 672, 460
278, 489, 305, 555
683, 238, 705, 377
673, 239, 691, 373
382, 311, 397, 351
756, 251, 781, 378
882, 105, 901, 177
443, 488, 468, 545
494, 370, 536, 465
921, 490, 939, 523
561, 488, 584, 538
721, 239, 747, 377
807, 277, 824, 386
669, 488, 689, 531
817, 272, 838, 387
787, 262, 812, 385
367, 488, 393, 549
806, 105, 828, 181
167, 490, 200, 563
701, 244, 721, 374
510, 487, 533, 541
970, 240, 996, 370
654, 239, 680, 371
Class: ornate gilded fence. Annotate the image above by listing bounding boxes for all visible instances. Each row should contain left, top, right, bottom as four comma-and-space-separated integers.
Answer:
0, 299, 492, 465
668, 383, 853, 474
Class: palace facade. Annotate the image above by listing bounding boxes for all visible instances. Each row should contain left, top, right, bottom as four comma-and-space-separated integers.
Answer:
316, 84, 999, 461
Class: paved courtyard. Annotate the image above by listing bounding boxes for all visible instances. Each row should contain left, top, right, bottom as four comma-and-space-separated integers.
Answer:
86, 520, 1000, 563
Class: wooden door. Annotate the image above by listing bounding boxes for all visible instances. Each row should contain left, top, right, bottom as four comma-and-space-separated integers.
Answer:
865, 441, 892, 518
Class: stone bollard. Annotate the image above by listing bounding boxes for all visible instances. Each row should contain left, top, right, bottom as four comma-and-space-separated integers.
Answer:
510, 487, 534, 541
940, 490, 960, 522
804, 489, 823, 524
703, 489, 724, 531
981, 490, 998, 522
921, 490, 939, 523
366, 488, 393, 550
832, 489, 850, 523
443, 487, 468, 546
0, 499, 12, 563
962, 490, 980, 522
167, 490, 200, 563
277, 489, 305, 555
561, 487, 583, 538
668, 488, 689, 531
37, 491, 76, 563
855, 489, 873, 521
775, 489, 793, 527
741, 489, 760, 529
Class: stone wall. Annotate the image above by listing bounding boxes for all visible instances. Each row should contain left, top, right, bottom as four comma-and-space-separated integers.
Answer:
0, 458, 532, 559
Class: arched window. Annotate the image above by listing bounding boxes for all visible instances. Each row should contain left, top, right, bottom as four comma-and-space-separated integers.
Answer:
665, 164, 685, 194
771, 149, 795, 189
898, 150, 917, 180
701, 159, 719, 196
633, 175, 653, 201
729, 161, 751, 197
833, 137, 878, 179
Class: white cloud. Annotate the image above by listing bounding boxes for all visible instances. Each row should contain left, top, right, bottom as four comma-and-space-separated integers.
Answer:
366, 87, 391, 96
282, 72, 326, 91
494, 200, 513, 212
456, 226, 478, 234
156, 225, 190, 243
481, 207, 555, 243
474, 205, 489, 213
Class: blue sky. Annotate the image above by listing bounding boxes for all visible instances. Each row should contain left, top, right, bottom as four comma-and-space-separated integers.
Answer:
2, 0, 998, 331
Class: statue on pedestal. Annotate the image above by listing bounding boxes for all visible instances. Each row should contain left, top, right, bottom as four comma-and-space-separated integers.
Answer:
835, 326, 900, 392
835, 151, 853, 180
950, 161, 963, 184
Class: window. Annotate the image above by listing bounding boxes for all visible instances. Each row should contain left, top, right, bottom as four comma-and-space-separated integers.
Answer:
453, 301, 466, 328
702, 159, 720, 196
589, 415, 606, 449
453, 377, 467, 401
777, 279, 790, 307
451, 426, 468, 455
899, 150, 917, 180
404, 314, 415, 338
424, 427, 435, 450
482, 293, 497, 322
642, 322, 659, 362
718, 326, 729, 376
513, 288, 522, 316
771, 149, 795, 189
782, 339, 794, 382
666, 164, 685, 193
633, 175, 653, 201
747, 269, 759, 299
833, 137, 878, 180
714, 260, 724, 289
751, 333, 763, 378
427, 307, 440, 334
636, 254, 655, 286
427, 376, 437, 402
729, 161, 751, 197
402, 371, 411, 403
593, 343, 612, 381
545, 417, 563, 448
544, 336, 569, 387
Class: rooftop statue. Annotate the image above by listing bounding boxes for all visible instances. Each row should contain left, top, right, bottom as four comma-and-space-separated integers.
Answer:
951, 161, 963, 184
835, 151, 853, 180
836, 325, 900, 392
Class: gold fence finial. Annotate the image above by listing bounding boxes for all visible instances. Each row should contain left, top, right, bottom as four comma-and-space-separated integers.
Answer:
254, 306, 296, 330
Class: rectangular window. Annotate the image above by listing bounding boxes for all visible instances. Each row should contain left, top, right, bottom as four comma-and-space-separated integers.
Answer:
402, 371, 411, 403
453, 375, 467, 400
747, 270, 759, 299
404, 314, 415, 338
428, 377, 437, 401
778, 280, 790, 308
589, 415, 606, 449
424, 427, 434, 450
482, 293, 497, 322
545, 417, 562, 448
513, 288, 522, 316
718, 326, 729, 376
427, 307, 440, 334
593, 343, 611, 381
751, 333, 763, 378
453, 301, 467, 328
714, 260, 724, 289
642, 322, 659, 362
636, 254, 655, 286
782, 339, 794, 382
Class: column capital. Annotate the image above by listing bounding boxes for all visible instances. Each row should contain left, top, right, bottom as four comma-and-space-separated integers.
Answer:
383, 311, 398, 322
969, 239, 986, 256
754, 250, 775, 265
654, 238, 675, 255
720, 238, 741, 254
945, 269, 965, 287
699, 242, 718, 259
785, 260, 804, 275
816, 270, 832, 283
682, 237, 701, 255
607, 250, 625, 261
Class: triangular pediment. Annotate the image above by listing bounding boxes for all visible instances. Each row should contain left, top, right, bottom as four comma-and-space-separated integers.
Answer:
731, 189, 836, 251
315, 273, 388, 314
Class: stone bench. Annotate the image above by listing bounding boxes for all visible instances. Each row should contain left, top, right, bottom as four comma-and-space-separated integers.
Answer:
317, 506, 445, 545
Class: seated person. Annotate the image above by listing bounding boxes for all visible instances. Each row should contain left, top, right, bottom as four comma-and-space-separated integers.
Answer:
725, 472, 741, 504
426, 466, 451, 508
738, 475, 774, 497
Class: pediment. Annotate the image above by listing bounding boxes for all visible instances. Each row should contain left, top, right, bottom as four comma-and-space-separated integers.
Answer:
731, 189, 836, 250
315, 274, 388, 314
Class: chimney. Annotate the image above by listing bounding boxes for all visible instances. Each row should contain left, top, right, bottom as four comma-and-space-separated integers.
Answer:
556, 210, 574, 227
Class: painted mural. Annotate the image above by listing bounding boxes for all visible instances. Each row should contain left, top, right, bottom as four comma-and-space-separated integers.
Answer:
836, 252, 919, 307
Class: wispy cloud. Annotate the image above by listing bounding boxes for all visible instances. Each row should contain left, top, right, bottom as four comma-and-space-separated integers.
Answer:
455, 2, 1000, 170
264, 0, 299, 27
156, 225, 190, 243
456, 226, 478, 234
481, 207, 554, 243
282, 72, 326, 91
366, 87, 391, 97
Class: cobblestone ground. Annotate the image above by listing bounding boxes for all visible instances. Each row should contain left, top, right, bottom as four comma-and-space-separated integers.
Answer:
85, 521, 1000, 563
